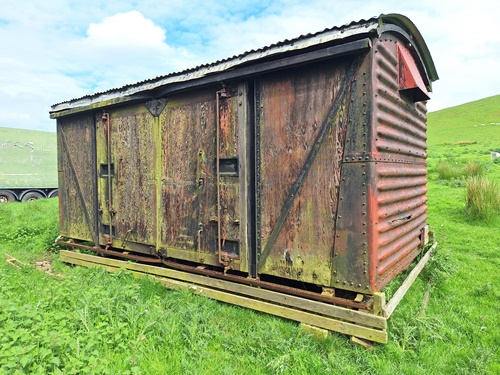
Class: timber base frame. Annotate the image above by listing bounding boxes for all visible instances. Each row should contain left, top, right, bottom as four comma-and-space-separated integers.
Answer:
59, 242, 437, 344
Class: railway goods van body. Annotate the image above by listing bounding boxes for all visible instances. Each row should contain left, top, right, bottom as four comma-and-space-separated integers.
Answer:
51, 14, 438, 301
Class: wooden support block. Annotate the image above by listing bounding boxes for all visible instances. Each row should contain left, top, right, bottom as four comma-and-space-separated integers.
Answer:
372, 292, 386, 317
354, 293, 364, 302
300, 323, 329, 340
351, 336, 374, 349
423, 224, 430, 245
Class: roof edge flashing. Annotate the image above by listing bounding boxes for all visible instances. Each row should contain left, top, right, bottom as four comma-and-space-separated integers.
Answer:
50, 14, 437, 117
50, 19, 381, 115
379, 13, 439, 83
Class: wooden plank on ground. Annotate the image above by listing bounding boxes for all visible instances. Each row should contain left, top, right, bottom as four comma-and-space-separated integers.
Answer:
160, 275, 388, 344
383, 242, 437, 319
60, 251, 388, 343
59, 250, 386, 329
351, 336, 374, 349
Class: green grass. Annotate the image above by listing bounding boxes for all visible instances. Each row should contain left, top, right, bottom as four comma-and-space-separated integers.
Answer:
436, 160, 484, 181
0, 127, 57, 189
465, 176, 500, 223
1, 96, 500, 374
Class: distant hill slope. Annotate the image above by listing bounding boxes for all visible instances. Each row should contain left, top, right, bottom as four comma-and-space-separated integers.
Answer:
0, 127, 57, 188
427, 94, 500, 148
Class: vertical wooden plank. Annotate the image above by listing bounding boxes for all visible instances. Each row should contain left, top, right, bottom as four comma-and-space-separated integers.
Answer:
160, 88, 219, 264
96, 104, 157, 251
57, 113, 98, 243
372, 292, 387, 317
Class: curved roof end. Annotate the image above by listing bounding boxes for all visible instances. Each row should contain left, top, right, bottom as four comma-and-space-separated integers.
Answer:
379, 13, 439, 83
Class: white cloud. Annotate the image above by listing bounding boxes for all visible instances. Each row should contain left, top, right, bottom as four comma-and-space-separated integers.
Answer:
85, 11, 166, 50
67, 11, 193, 93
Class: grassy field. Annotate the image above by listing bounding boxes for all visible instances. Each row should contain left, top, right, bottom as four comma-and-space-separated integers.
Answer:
0, 127, 57, 189
1, 96, 499, 374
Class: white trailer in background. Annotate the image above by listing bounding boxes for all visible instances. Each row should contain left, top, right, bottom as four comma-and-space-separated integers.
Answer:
0, 127, 58, 202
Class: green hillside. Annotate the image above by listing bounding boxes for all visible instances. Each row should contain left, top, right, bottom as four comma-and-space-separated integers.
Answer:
427, 95, 500, 174
0, 127, 58, 189
427, 94, 500, 148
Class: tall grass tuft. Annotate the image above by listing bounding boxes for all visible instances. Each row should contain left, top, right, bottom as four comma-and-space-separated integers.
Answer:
462, 161, 484, 177
465, 176, 500, 223
437, 162, 461, 180
437, 161, 484, 180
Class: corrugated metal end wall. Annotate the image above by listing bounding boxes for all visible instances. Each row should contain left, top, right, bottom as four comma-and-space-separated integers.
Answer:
370, 37, 429, 291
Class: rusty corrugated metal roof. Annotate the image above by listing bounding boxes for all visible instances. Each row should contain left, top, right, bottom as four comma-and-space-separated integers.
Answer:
50, 14, 437, 114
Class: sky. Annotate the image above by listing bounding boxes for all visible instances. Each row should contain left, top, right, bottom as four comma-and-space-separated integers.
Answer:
1, 0, 499, 132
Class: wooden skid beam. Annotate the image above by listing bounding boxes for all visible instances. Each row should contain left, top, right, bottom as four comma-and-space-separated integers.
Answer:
383, 242, 437, 319
59, 250, 388, 343
59, 250, 386, 329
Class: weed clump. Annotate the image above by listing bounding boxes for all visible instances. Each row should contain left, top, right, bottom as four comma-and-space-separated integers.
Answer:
462, 161, 484, 177
436, 161, 486, 190
436, 162, 459, 180
437, 161, 484, 181
465, 176, 500, 223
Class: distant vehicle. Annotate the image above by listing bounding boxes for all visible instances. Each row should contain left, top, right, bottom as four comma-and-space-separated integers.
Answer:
0, 127, 58, 202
